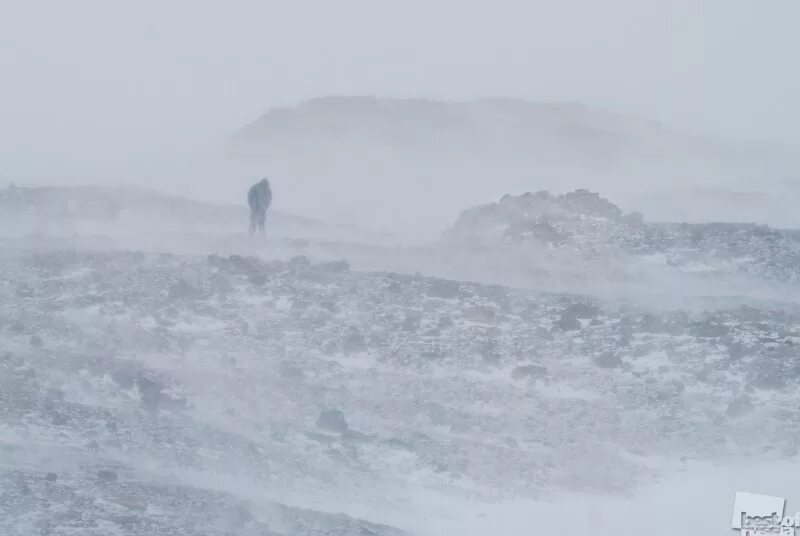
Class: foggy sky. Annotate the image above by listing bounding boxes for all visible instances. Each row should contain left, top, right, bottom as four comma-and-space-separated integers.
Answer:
2, 0, 799, 186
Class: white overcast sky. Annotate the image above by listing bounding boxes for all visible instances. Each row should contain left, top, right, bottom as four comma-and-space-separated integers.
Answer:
1, 0, 798, 182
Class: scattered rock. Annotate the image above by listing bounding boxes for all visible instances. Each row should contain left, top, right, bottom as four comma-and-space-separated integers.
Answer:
726, 395, 753, 418
383, 438, 414, 450
135, 376, 184, 412
421, 347, 445, 359
594, 351, 622, 368
632, 342, 656, 358
560, 189, 624, 220
438, 316, 454, 329
226, 255, 270, 285
639, 314, 665, 333
749, 354, 787, 390
288, 255, 312, 271
342, 327, 367, 354
690, 320, 729, 338
556, 314, 581, 332
401, 313, 421, 332
623, 211, 644, 225
279, 361, 305, 379
511, 364, 548, 379
97, 470, 119, 483
212, 275, 234, 294
235, 319, 249, 335
563, 302, 599, 319
29, 335, 43, 348
137, 377, 165, 411
115, 494, 148, 512
320, 300, 339, 313
16, 285, 34, 298
313, 259, 350, 273
386, 281, 403, 293
463, 306, 497, 324
207, 253, 227, 269
535, 326, 554, 340
482, 285, 512, 312
316, 409, 349, 433
736, 305, 766, 323
426, 279, 460, 299
168, 279, 203, 300
727, 342, 747, 361
45, 472, 58, 482
246, 271, 268, 286
525, 221, 569, 244
477, 339, 500, 363
618, 320, 635, 340
291, 299, 311, 311
343, 429, 373, 443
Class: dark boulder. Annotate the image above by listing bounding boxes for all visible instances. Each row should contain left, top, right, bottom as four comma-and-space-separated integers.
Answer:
316, 409, 349, 434
426, 279, 461, 299
342, 327, 367, 354
563, 302, 599, 319
556, 314, 581, 332
97, 470, 119, 483
168, 279, 203, 300
401, 313, 422, 332
313, 259, 350, 273
726, 395, 754, 418
511, 364, 548, 379
594, 351, 622, 368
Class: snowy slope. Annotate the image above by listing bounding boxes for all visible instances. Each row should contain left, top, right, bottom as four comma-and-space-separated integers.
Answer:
2, 249, 800, 534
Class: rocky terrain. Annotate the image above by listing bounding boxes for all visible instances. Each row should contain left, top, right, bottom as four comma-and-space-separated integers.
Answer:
435, 189, 800, 297
2, 247, 800, 534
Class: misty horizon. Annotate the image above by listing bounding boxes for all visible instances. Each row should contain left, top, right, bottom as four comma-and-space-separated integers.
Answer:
4, 0, 800, 195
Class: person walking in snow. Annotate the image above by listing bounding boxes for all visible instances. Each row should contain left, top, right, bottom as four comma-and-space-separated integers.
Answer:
247, 178, 272, 236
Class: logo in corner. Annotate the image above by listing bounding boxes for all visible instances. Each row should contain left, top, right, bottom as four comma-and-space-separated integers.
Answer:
732, 491, 797, 535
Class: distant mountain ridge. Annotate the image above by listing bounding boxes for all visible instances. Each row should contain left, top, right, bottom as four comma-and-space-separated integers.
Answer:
233, 96, 716, 169
238, 96, 674, 143
233, 96, 790, 167
229, 96, 799, 234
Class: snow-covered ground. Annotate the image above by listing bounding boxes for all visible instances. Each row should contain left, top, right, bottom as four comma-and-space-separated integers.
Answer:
3, 185, 800, 534
2, 244, 799, 535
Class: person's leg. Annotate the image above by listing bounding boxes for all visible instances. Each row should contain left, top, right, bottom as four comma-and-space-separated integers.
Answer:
249, 211, 257, 235
257, 212, 266, 235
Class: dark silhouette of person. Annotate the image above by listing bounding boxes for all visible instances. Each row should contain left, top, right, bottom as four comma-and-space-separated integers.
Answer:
247, 178, 272, 236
